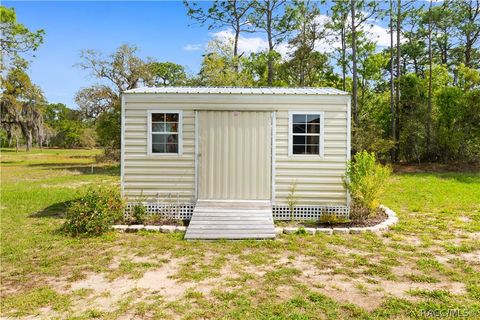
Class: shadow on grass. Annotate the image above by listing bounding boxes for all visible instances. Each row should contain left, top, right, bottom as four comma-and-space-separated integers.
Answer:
30, 200, 74, 219
26, 163, 120, 176
0, 148, 24, 153
70, 155, 96, 159
0, 161, 20, 165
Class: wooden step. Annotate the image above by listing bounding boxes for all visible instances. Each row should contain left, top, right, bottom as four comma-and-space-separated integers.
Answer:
185, 201, 275, 240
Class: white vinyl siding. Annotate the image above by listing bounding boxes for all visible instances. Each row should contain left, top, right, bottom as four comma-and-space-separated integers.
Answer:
122, 92, 349, 206
275, 108, 347, 206
124, 107, 194, 203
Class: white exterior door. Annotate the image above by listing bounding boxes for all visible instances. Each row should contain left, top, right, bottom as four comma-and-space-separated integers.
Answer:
198, 111, 271, 200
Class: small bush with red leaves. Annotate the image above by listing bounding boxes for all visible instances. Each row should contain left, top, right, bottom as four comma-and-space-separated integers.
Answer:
63, 186, 124, 236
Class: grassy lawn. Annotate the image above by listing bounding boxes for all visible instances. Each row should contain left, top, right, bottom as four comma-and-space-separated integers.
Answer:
1, 148, 479, 319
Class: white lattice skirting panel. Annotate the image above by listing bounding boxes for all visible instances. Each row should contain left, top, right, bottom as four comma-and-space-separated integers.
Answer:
126, 203, 349, 221
125, 203, 194, 220
272, 205, 350, 220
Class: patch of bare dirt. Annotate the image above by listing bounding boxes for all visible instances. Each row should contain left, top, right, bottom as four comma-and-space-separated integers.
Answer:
403, 236, 426, 246
467, 232, 480, 240
312, 275, 386, 311
328, 245, 372, 257
13, 250, 472, 318
459, 252, 480, 264
435, 251, 480, 266
307, 273, 465, 311
49, 254, 241, 316
380, 280, 465, 298
459, 216, 472, 223
41, 181, 92, 189
277, 255, 466, 312
391, 264, 416, 277
70, 274, 133, 309
276, 285, 298, 301
66, 257, 195, 304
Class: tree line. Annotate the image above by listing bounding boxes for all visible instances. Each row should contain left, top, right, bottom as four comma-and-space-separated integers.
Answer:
1, 1, 479, 164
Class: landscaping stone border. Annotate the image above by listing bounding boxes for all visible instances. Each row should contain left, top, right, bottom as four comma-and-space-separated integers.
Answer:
276, 205, 398, 236
112, 224, 186, 233
112, 205, 398, 237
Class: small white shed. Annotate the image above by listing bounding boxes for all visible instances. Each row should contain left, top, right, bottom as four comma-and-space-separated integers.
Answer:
121, 87, 351, 237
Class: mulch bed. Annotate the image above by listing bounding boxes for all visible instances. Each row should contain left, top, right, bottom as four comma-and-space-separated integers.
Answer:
278, 210, 388, 229
124, 210, 390, 229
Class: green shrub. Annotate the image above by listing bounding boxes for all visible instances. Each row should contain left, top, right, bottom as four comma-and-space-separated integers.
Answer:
295, 227, 307, 235
63, 186, 124, 236
126, 191, 148, 224
345, 151, 391, 219
130, 204, 147, 224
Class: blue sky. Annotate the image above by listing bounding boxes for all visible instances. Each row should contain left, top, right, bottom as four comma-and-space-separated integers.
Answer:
4, 1, 213, 106
5, 1, 434, 108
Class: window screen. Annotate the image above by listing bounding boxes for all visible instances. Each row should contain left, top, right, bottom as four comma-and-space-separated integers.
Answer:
151, 113, 179, 154
291, 113, 321, 155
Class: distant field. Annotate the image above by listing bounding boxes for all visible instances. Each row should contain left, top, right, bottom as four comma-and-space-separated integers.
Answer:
1, 148, 479, 319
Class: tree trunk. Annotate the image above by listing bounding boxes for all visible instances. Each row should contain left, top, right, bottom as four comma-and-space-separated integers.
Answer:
232, 0, 240, 73
464, 0, 480, 67
427, 0, 433, 159
465, 36, 472, 67
233, 0, 239, 59
266, 5, 274, 86
441, 43, 448, 65
267, 44, 274, 85
341, 18, 347, 92
19, 123, 32, 152
25, 132, 32, 152
299, 9, 307, 87
413, 57, 419, 75
395, 0, 401, 160
7, 130, 13, 148
233, 29, 239, 58
233, 19, 240, 73
350, 0, 358, 127
390, 0, 396, 162
38, 128, 43, 150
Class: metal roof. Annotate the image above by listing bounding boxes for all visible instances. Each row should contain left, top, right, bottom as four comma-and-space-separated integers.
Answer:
124, 86, 349, 95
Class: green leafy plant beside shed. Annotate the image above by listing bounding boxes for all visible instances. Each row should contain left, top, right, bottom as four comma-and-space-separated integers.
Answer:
63, 186, 124, 236
345, 151, 392, 221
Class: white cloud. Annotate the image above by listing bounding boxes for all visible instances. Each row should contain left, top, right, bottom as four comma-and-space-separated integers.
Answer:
211, 29, 295, 58
312, 14, 393, 54
198, 14, 393, 58
276, 42, 293, 58
366, 23, 391, 47
183, 43, 204, 51
211, 29, 268, 54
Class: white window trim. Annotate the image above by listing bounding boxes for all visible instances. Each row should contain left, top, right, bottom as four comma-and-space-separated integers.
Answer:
288, 111, 324, 158
147, 110, 183, 156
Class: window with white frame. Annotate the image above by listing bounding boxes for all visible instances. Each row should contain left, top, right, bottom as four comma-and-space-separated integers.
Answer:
289, 112, 324, 156
148, 111, 182, 155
